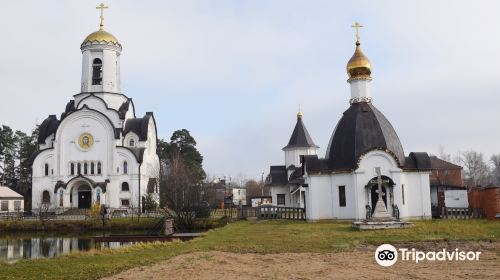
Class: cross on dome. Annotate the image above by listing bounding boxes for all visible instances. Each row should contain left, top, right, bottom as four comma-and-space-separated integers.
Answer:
351, 22, 363, 43
96, 3, 109, 31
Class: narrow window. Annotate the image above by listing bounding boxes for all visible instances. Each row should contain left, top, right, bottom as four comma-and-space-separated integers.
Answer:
1, 201, 8, 211
14, 201, 21, 211
91, 162, 95, 175
42, 191, 50, 204
129, 139, 135, 147
92, 58, 103, 85
123, 161, 128, 174
84, 162, 88, 175
44, 164, 49, 176
402, 184, 405, 205
70, 163, 75, 175
77, 163, 81, 175
277, 194, 286, 206
96, 189, 101, 204
338, 186, 346, 207
121, 199, 130, 207
59, 190, 64, 207
121, 182, 129, 192
97, 162, 102, 174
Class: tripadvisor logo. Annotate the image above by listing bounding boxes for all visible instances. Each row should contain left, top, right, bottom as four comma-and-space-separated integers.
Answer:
375, 244, 482, 267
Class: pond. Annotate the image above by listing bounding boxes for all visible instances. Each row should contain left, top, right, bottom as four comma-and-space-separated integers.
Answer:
0, 232, 145, 263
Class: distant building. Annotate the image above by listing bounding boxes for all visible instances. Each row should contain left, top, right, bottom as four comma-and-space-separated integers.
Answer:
232, 187, 247, 206
0, 186, 24, 213
429, 156, 465, 216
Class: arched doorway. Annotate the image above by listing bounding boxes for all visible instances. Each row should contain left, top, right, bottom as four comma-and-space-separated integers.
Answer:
77, 185, 92, 209
366, 175, 394, 214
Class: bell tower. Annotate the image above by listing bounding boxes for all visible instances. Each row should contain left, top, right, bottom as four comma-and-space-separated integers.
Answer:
80, 3, 122, 94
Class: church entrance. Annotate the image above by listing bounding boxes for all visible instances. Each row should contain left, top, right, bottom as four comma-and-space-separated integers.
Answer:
77, 185, 92, 209
366, 175, 394, 215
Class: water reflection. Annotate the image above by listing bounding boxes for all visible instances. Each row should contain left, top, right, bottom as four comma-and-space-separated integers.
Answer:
0, 237, 133, 263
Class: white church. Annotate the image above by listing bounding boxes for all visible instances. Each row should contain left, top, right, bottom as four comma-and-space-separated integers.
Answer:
31, 6, 160, 212
268, 24, 432, 221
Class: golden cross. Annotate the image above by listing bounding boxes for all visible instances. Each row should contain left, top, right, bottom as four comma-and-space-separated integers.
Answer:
351, 22, 363, 42
96, 3, 109, 30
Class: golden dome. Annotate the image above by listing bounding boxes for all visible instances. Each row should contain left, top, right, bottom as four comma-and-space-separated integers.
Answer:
82, 30, 120, 45
297, 111, 303, 119
346, 41, 371, 80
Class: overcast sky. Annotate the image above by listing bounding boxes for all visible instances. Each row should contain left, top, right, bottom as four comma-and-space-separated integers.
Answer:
1, 1, 499, 181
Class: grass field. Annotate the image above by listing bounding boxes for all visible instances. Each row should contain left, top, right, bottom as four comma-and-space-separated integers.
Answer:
0, 219, 499, 280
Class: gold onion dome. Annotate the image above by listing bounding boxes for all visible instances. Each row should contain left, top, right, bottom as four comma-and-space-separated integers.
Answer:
297, 111, 303, 119
346, 41, 371, 80
82, 30, 119, 45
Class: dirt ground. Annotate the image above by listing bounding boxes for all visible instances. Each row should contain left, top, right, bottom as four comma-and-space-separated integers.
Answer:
103, 241, 500, 280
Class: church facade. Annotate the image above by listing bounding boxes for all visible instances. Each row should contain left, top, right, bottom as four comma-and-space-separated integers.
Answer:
31, 11, 160, 212
268, 25, 432, 221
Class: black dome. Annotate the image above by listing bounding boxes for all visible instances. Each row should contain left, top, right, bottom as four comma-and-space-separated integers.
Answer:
325, 102, 405, 170
38, 115, 60, 144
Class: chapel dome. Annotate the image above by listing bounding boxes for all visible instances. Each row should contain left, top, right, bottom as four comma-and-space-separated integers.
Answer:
346, 41, 371, 80
325, 102, 405, 170
82, 30, 120, 45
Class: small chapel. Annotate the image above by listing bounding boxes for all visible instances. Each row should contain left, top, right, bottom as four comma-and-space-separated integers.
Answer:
31, 5, 160, 212
268, 23, 432, 221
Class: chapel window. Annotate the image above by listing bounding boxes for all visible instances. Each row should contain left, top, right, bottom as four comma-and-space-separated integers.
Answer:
44, 164, 49, 176
92, 58, 103, 85
42, 191, 50, 204
59, 190, 64, 207
402, 184, 405, 205
121, 182, 130, 192
77, 163, 81, 175
91, 162, 95, 175
70, 163, 75, 175
129, 139, 135, 147
84, 162, 88, 175
277, 194, 286, 206
97, 162, 102, 175
121, 199, 130, 207
338, 186, 346, 207
123, 161, 128, 174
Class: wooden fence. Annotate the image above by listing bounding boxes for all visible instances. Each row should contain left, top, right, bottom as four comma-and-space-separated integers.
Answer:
255, 206, 306, 220
441, 207, 484, 219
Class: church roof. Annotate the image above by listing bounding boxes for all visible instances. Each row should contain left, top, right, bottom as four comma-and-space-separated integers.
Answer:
325, 102, 405, 170
38, 115, 60, 144
268, 165, 287, 186
123, 113, 153, 141
283, 113, 318, 150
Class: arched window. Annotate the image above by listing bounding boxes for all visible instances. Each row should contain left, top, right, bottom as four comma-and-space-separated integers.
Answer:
96, 189, 101, 204
44, 164, 49, 176
59, 190, 64, 207
97, 162, 102, 174
70, 163, 75, 175
121, 182, 129, 192
123, 161, 128, 174
77, 163, 82, 175
91, 162, 95, 175
92, 58, 103, 85
42, 191, 50, 204
84, 162, 88, 175
129, 139, 135, 147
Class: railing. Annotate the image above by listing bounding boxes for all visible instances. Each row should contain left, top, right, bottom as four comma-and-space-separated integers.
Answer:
441, 207, 484, 219
256, 205, 306, 220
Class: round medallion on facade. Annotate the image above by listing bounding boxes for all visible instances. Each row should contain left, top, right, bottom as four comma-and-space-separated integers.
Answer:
78, 133, 94, 150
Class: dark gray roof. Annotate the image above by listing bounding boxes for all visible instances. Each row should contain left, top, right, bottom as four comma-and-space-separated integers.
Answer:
118, 99, 131, 119
325, 102, 405, 170
38, 115, 60, 144
268, 165, 287, 186
123, 113, 153, 141
283, 116, 318, 150
429, 156, 462, 170
404, 152, 431, 170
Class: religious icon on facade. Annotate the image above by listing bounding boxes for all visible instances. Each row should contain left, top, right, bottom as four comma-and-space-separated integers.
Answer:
78, 133, 94, 150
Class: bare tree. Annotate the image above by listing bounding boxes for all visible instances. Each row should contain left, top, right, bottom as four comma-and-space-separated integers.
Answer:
490, 154, 500, 185
162, 147, 203, 230
457, 150, 491, 187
